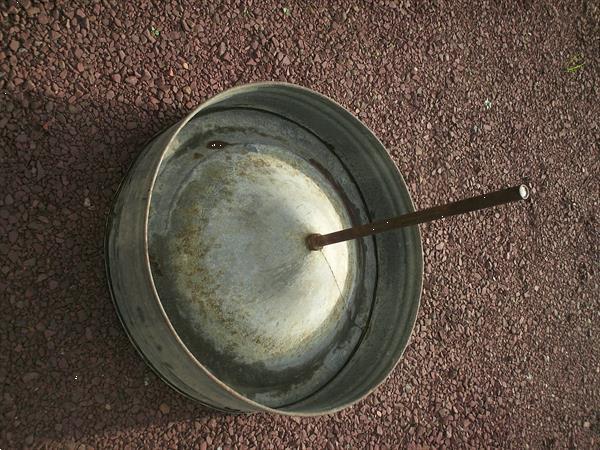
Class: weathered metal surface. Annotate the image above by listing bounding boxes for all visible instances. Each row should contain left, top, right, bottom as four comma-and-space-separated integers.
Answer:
148, 109, 367, 407
106, 83, 423, 415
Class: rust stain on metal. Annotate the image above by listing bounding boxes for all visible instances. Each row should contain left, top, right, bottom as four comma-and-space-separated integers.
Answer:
206, 140, 230, 149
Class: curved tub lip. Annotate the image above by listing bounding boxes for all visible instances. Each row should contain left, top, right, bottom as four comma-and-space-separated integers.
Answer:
126, 81, 423, 416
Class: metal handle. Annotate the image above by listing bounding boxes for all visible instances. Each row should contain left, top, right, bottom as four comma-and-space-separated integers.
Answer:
307, 184, 530, 250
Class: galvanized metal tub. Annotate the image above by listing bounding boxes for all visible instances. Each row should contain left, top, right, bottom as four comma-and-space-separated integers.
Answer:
106, 82, 423, 415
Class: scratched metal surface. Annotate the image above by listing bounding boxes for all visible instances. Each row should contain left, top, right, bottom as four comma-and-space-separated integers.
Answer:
148, 108, 374, 407
106, 83, 422, 414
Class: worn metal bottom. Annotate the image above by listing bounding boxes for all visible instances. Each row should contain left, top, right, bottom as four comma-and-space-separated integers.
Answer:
148, 108, 373, 407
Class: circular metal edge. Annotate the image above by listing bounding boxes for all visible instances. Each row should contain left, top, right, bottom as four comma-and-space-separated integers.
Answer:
107, 82, 424, 416
103, 126, 243, 414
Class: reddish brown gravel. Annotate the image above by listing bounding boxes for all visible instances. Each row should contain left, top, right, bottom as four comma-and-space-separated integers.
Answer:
1, 1, 598, 448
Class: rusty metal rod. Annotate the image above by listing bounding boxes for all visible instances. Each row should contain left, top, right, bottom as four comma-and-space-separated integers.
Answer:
307, 184, 530, 250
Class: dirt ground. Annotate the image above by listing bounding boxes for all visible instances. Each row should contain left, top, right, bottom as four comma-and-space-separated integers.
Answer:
1, 0, 598, 448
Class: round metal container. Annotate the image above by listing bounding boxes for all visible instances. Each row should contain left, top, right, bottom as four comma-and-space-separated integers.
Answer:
106, 83, 423, 415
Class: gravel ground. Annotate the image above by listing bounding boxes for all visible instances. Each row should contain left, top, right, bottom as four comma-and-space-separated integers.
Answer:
1, 0, 598, 448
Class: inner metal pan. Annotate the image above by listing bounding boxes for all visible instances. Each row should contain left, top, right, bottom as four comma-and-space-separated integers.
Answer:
106, 83, 423, 415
